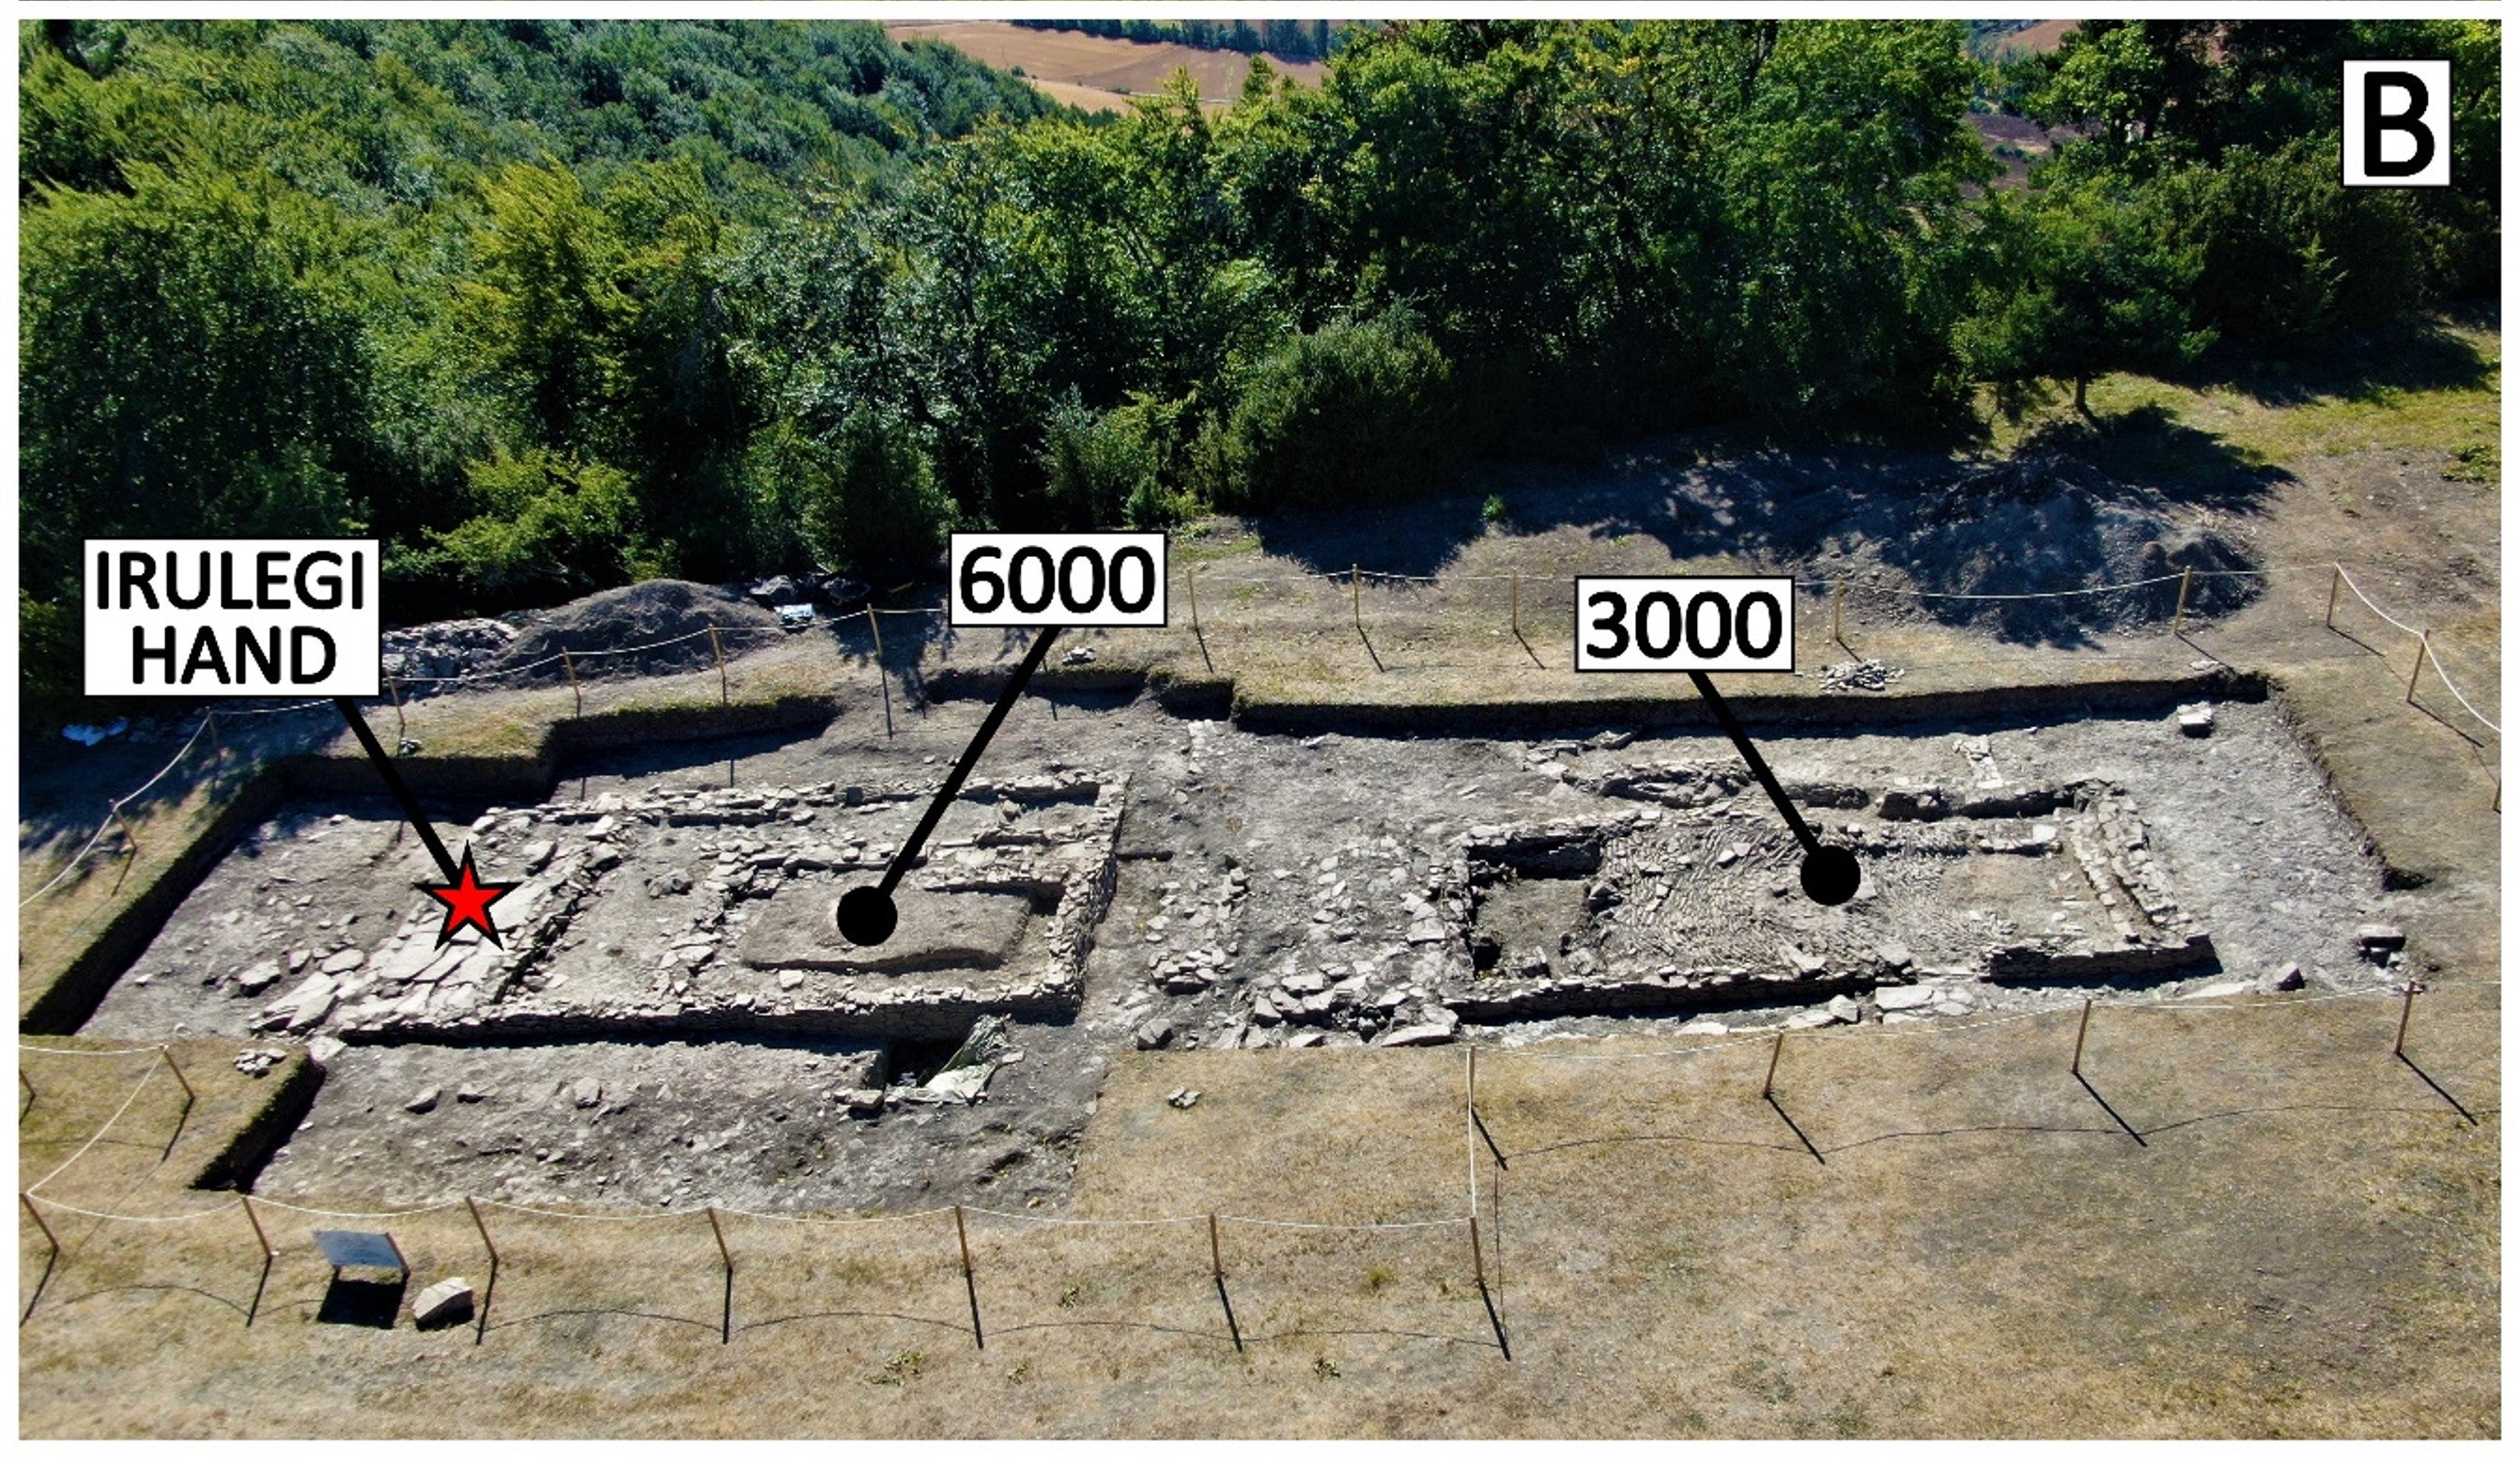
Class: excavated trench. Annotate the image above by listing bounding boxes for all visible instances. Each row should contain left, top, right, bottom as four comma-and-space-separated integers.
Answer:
73, 682, 2417, 1214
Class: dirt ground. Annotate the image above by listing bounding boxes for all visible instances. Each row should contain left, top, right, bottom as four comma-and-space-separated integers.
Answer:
18, 319, 2499, 1438
65, 687, 2425, 1218
18, 982, 2496, 1438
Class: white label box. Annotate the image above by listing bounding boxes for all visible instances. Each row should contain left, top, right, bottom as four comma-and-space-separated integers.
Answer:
949, 532, 1169, 629
85, 538, 381, 696
1574, 575, 1797, 673
2342, 59, 2451, 188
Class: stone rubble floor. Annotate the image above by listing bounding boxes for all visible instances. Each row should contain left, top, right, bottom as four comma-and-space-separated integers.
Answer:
82, 693, 2411, 1214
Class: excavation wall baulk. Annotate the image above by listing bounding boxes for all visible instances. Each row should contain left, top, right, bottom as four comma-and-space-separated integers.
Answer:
270, 771, 1126, 1047
1214, 754, 2214, 1040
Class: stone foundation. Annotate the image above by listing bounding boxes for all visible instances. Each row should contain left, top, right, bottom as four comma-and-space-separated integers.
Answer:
298, 771, 1125, 1045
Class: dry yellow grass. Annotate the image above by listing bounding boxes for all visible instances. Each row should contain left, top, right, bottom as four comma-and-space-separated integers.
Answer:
887, 21, 1325, 109
18, 983, 2497, 1438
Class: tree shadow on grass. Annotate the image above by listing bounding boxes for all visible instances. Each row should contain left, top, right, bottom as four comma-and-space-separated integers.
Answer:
1242, 493, 1495, 582
2020, 404, 2291, 513
1237, 410, 2294, 647
2178, 313, 2497, 411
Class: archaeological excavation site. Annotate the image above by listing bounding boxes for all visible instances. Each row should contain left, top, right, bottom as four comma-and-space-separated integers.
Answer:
62, 675, 2419, 1218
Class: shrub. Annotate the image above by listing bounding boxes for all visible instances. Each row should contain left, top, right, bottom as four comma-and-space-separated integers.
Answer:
1213, 308, 1460, 515
796, 412, 956, 584
426, 448, 645, 604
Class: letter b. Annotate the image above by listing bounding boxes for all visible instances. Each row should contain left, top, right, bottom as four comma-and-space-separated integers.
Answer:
2343, 60, 2450, 188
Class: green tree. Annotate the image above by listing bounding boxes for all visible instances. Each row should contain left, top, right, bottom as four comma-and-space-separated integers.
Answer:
1213, 308, 1458, 514
1959, 182, 2213, 419
20, 157, 371, 599
796, 412, 956, 584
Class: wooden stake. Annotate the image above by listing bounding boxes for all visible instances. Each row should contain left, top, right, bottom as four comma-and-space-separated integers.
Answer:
2407, 630, 2431, 705
1472, 1213, 1510, 1359
865, 608, 894, 738
239, 1193, 273, 1257
706, 1205, 734, 1343
1186, 564, 1213, 673
465, 1196, 499, 1345
2172, 566, 2194, 638
2072, 997, 2094, 1076
953, 1204, 982, 1349
1761, 1031, 1786, 1100
2394, 984, 2416, 1058
1351, 565, 1363, 635
708, 627, 729, 706
387, 674, 406, 740
2325, 564, 2343, 629
465, 1195, 499, 1267
1832, 578, 1847, 648
1510, 573, 1522, 639
562, 650, 582, 717
237, 1193, 277, 1326
22, 1193, 59, 1259
109, 799, 140, 859
159, 1046, 195, 1104
706, 1204, 733, 1272
1209, 1212, 1243, 1351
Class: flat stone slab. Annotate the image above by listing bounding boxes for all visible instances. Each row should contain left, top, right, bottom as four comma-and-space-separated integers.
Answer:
738, 887, 1034, 973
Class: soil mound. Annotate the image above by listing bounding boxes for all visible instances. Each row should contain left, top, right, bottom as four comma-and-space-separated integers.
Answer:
492, 581, 780, 684
1883, 455, 2260, 641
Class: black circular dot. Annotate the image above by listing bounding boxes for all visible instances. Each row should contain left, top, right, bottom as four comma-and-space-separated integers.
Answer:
1800, 846, 1862, 907
835, 885, 898, 946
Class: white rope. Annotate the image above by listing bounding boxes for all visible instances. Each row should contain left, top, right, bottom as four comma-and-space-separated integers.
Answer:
17, 1043, 165, 1058
722, 1204, 947, 1226
16, 821, 117, 908
961, 1207, 1204, 1228
243, 1196, 466, 1220
2113, 985, 2399, 1015
1881, 572, 2186, 601
2332, 564, 2425, 637
473, 1198, 702, 1222
20, 716, 217, 908
23, 1060, 160, 1194
2427, 655, 2501, 736
22, 1193, 234, 1224
1218, 1215, 1468, 1232
1490, 1005, 2050, 1062
211, 698, 335, 718
2331, 564, 2500, 735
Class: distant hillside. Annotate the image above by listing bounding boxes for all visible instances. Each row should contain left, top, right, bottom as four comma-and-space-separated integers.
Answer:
885, 20, 1329, 111
1009, 17, 1359, 64
1971, 19, 2079, 59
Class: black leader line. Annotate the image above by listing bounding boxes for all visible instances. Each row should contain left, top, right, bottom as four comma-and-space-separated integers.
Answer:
334, 697, 458, 881
1685, 670, 1821, 856
877, 625, 1061, 897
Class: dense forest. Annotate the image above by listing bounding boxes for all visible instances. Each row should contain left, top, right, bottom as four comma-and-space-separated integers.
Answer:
18, 19, 2501, 714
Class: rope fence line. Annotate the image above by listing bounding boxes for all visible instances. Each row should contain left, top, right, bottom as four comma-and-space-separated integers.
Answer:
2327, 563, 2499, 739
17, 1043, 169, 1059
19, 979, 2485, 1228
21, 553, 2483, 913
17, 979, 2490, 1362
1487, 980, 2475, 1063
22, 1061, 160, 1196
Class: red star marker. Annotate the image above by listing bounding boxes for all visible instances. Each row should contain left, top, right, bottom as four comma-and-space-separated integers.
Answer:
425, 847, 518, 949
